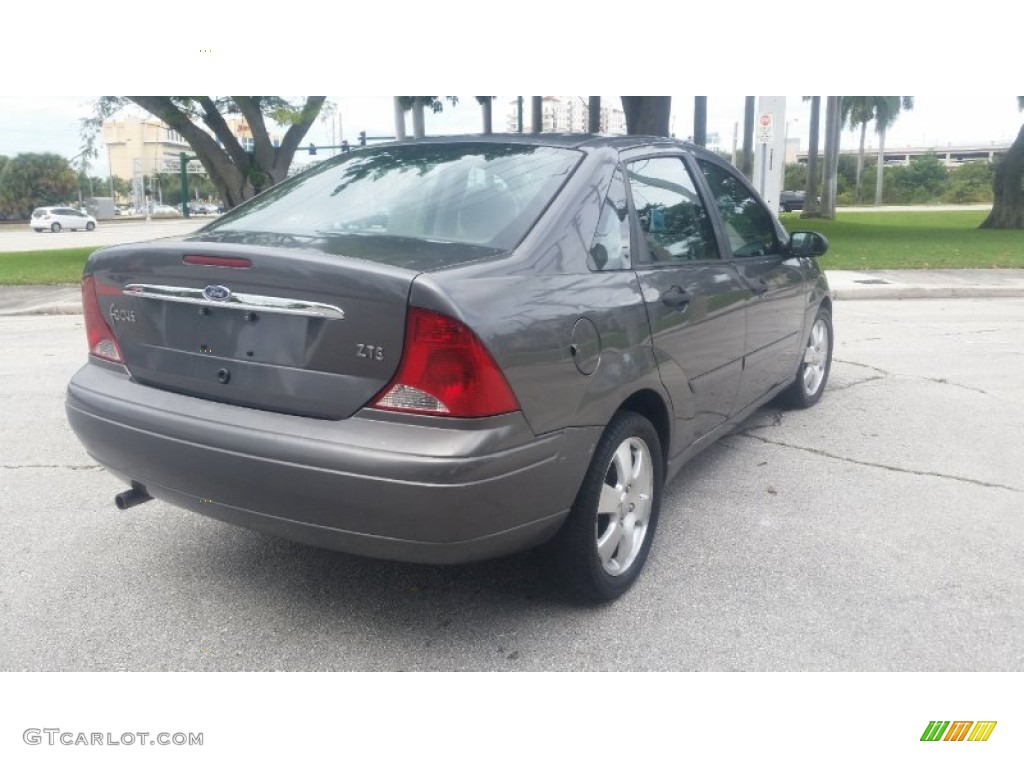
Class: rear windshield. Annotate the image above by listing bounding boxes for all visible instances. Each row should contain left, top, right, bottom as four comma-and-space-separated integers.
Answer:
205, 143, 581, 253
31, 209, 49, 217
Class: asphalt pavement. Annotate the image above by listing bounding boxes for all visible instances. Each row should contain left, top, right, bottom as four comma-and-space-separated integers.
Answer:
3, 299, 1022, 671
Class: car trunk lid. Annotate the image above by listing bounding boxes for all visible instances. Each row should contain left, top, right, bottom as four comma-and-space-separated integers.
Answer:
86, 239, 429, 420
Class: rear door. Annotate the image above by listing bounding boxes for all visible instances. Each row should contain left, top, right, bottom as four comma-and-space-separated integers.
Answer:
624, 153, 749, 448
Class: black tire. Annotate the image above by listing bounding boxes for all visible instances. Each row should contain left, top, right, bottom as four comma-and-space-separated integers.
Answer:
33, 228, 43, 233
779, 304, 833, 409
553, 410, 664, 602
86, 222, 95, 231
50, 222, 61, 233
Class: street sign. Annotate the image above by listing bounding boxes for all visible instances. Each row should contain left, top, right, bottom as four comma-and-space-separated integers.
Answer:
161, 158, 204, 174
757, 113, 774, 142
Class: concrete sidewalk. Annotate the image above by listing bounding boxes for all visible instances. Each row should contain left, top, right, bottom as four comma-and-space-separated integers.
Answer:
826, 269, 1024, 300
1, 270, 1024, 316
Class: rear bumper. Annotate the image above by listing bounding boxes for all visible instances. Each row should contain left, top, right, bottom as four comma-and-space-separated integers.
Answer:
66, 362, 600, 564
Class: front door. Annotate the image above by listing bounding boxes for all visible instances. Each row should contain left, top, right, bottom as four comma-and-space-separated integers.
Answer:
696, 158, 807, 408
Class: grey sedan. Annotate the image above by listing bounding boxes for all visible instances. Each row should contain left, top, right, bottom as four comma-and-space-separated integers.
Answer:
66, 135, 832, 601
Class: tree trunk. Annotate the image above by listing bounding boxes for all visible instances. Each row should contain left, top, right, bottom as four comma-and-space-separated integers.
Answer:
875, 126, 887, 205
588, 96, 601, 133
855, 120, 867, 203
802, 97, 821, 218
531, 97, 543, 133
819, 96, 841, 219
980, 122, 1024, 229
481, 98, 493, 134
693, 96, 707, 146
412, 99, 426, 138
741, 96, 755, 179
393, 97, 407, 141
620, 97, 671, 136
127, 96, 324, 210
130, 96, 252, 209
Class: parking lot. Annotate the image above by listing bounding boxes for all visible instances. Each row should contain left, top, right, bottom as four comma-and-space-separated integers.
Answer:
1, 298, 1022, 671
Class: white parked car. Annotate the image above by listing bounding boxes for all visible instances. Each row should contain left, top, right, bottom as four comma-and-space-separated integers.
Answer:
30, 207, 97, 233
151, 204, 183, 218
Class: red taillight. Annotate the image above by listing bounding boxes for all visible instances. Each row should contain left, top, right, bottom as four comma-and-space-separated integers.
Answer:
371, 307, 520, 418
81, 276, 124, 363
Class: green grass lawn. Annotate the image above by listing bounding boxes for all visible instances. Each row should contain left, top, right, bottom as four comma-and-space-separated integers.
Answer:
780, 210, 1024, 270
0, 247, 97, 285
0, 211, 1021, 285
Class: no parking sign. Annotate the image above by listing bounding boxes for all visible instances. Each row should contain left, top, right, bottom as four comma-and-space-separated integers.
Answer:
757, 113, 774, 142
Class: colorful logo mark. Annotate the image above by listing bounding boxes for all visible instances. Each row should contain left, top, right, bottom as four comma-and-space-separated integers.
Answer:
921, 721, 997, 742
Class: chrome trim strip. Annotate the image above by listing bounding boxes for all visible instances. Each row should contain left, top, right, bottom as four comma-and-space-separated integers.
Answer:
123, 284, 345, 320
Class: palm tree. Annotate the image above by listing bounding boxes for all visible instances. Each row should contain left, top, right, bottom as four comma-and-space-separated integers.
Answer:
873, 97, 914, 205
588, 97, 601, 133
841, 97, 876, 203
820, 97, 843, 218
741, 96, 755, 179
396, 97, 460, 139
476, 97, 494, 134
693, 97, 707, 146
801, 97, 821, 218
393, 97, 407, 141
980, 97, 1024, 229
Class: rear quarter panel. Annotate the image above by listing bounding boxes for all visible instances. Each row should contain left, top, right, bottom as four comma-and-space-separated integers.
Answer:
415, 148, 675, 438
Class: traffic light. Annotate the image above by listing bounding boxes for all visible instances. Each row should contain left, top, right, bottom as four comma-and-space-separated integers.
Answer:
308, 143, 317, 155
359, 131, 366, 147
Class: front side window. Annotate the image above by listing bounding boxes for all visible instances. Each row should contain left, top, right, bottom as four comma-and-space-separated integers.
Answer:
207, 143, 582, 254
697, 160, 779, 258
625, 157, 719, 263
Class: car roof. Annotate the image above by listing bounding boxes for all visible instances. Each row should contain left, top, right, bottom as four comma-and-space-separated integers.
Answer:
362, 133, 709, 156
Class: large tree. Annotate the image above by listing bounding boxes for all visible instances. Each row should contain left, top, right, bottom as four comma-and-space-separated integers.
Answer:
0, 153, 76, 219
87, 97, 327, 210
621, 97, 671, 136
980, 97, 1024, 229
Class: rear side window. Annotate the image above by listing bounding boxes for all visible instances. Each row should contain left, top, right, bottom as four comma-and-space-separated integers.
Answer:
209, 143, 582, 255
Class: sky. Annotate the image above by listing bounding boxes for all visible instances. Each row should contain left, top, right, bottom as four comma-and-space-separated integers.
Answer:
0, 0, 1019, 176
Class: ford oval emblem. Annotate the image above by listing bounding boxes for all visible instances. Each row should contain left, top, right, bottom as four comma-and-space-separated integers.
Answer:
203, 285, 232, 302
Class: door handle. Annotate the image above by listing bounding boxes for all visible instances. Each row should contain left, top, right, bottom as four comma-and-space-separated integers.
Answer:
661, 285, 690, 307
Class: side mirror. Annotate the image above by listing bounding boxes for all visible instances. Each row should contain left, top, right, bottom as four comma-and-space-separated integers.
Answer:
589, 243, 609, 270
788, 230, 829, 258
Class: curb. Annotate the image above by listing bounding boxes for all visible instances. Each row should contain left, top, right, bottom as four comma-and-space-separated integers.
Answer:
1, 302, 83, 317
831, 286, 1024, 301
